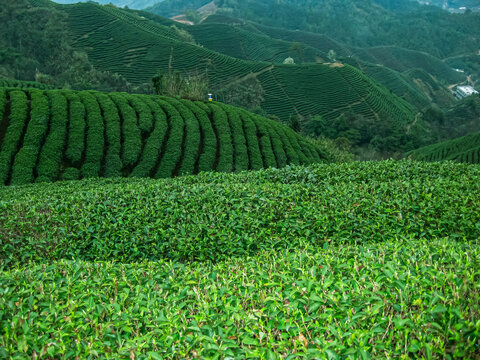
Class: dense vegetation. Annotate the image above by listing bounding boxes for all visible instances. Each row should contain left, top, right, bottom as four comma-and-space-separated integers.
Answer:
1, 161, 479, 358
0, 87, 323, 186
150, 0, 480, 60
408, 130, 480, 163
55, 2, 424, 153
0, 0, 133, 91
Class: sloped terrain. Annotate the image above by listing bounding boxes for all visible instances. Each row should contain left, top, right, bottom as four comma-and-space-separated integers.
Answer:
408, 130, 480, 163
0, 87, 322, 186
58, 2, 417, 144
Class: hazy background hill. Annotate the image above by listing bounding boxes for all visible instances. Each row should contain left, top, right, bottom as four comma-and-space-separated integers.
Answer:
52, 0, 161, 8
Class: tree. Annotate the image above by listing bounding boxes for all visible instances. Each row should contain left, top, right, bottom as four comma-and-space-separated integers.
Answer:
290, 43, 305, 63
152, 69, 208, 101
327, 50, 337, 62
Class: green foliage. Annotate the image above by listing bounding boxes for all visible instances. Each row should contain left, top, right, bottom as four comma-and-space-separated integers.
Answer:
0, 238, 479, 358
130, 96, 168, 178
164, 97, 200, 176
239, 111, 264, 170
110, 93, 141, 169
190, 101, 217, 172
154, 98, 185, 178
206, 0, 480, 60
0, 90, 28, 185
0, 87, 328, 184
36, 91, 68, 182
152, 69, 208, 101
95, 93, 122, 178
11, 90, 49, 185
0, 0, 133, 91
208, 103, 233, 172
63, 2, 417, 140
1, 161, 480, 265
64, 93, 86, 164
251, 115, 277, 168
79, 91, 104, 178
216, 103, 249, 172
408, 130, 480, 164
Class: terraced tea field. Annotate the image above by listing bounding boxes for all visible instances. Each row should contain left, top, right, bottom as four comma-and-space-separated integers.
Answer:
59, 2, 416, 126
1, 161, 479, 358
408, 130, 480, 163
0, 88, 320, 185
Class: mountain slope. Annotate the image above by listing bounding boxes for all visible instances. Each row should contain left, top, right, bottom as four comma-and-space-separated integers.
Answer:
52, 0, 160, 9
56, 2, 420, 152
408, 130, 480, 163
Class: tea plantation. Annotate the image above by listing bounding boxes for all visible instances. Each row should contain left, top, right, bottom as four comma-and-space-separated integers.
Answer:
408, 130, 480, 163
0, 87, 321, 186
1, 161, 479, 358
59, 2, 417, 125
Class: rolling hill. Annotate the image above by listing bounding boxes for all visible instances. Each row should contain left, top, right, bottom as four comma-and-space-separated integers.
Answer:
408, 130, 480, 163
52, 1, 421, 152
152, 0, 480, 60
52, 0, 160, 8
0, 87, 323, 186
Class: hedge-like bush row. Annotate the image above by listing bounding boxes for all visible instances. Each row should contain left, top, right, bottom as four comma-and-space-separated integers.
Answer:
110, 93, 141, 168
240, 111, 264, 170
209, 103, 234, 173
0, 90, 28, 185
285, 126, 311, 165
250, 114, 277, 169
155, 98, 184, 178
96, 93, 122, 178
218, 103, 249, 172
11, 90, 50, 185
0, 88, 6, 121
130, 96, 168, 178
265, 121, 288, 168
65, 93, 86, 165
79, 91, 104, 178
0, 88, 327, 185
36, 91, 68, 183
126, 94, 154, 133
188, 101, 217, 173
165, 98, 200, 176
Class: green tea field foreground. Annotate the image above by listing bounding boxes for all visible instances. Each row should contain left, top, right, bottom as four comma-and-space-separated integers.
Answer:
2, 161, 480, 265
0, 161, 479, 358
409, 130, 480, 164
0, 88, 322, 186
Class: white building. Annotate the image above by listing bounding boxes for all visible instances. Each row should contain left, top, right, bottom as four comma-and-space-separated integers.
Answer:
454, 85, 479, 100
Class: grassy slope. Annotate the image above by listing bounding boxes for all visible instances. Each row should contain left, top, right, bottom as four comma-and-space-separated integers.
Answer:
1, 161, 480, 358
58, 2, 416, 126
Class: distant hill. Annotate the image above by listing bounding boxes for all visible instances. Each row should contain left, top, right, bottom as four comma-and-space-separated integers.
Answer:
52, 0, 161, 9
408, 130, 480, 163
149, 0, 480, 60
195, 16, 462, 108
0, 87, 324, 185
60, 2, 425, 153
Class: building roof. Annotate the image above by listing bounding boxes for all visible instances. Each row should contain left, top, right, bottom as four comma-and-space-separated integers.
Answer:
457, 86, 479, 96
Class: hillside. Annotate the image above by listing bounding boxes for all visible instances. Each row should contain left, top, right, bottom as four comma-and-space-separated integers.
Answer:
170, 0, 480, 60
0, 87, 324, 186
1, 161, 480, 358
195, 15, 461, 108
52, 0, 160, 8
408, 130, 480, 163
55, 2, 422, 153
